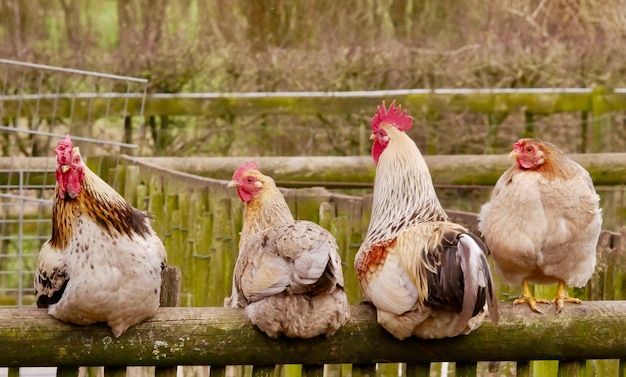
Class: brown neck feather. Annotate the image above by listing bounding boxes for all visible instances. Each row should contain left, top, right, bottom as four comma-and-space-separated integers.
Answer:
49, 168, 151, 249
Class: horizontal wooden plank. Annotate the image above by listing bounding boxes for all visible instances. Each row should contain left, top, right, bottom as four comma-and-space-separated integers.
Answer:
3, 153, 626, 188
128, 153, 626, 187
1, 301, 625, 367
2, 89, 624, 118
125, 153, 626, 187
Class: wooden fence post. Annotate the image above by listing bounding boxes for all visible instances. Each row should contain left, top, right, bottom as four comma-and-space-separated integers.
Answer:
155, 266, 182, 377
591, 86, 611, 153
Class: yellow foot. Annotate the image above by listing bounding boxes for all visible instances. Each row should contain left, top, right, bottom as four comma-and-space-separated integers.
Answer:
513, 295, 551, 313
554, 280, 582, 313
513, 279, 550, 313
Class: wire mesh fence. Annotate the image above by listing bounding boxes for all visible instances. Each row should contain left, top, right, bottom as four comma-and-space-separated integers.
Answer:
0, 59, 147, 309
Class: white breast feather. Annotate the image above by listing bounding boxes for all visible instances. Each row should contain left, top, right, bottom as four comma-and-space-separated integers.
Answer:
364, 252, 418, 315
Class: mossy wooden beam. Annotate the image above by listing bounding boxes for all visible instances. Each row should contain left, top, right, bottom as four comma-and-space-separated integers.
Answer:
3, 153, 626, 188
0, 90, 612, 118
124, 153, 626, 187
1, 301, 626, 367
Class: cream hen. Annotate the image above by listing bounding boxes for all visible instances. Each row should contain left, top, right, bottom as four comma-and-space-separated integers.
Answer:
479, 138, 602, 313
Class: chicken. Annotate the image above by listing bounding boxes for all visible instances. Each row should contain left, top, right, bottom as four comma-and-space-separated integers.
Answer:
224, 161, 350, 338
34, 135, 167, 337
479, 138, 602, 313
355, 100, 499, 340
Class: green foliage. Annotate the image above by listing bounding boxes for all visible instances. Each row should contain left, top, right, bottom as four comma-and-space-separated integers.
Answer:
2, 0, 626, 156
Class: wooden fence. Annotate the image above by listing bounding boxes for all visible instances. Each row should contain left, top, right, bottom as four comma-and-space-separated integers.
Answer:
1, 88, 625, 152
102, 155, 626, 306
2, 155, 626, 376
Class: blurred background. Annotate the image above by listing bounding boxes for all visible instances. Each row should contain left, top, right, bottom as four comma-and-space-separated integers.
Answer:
1, 0, 626, 157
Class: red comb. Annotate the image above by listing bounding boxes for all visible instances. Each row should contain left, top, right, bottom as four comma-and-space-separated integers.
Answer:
56, 134, 73, 150
371, 100, 413, 133
54, 134, 73, 159
233, 160, 259, 180
512, 139, 526, 151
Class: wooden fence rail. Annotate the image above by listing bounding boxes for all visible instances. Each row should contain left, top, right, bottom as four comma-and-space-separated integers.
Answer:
3, 153, 626, 187
0, 87, 625, 152
0, 302, 625, 368
0, 88, 623, 117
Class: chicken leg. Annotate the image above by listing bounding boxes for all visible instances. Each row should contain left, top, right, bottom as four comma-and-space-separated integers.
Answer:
513, 279, 551, 313
553, 280, 582, 313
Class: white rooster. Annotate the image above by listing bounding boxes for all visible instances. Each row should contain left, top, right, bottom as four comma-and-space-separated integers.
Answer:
355, 100, 499, 340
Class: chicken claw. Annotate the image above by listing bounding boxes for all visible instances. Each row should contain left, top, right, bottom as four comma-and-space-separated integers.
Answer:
553, 280, 582, 313
513, 280, 551, 313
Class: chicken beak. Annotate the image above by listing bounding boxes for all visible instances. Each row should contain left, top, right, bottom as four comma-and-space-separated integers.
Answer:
508, 151, 519, 159
227, 180, 239, 188
369, 134, 376, 141
61, 165, 70, 173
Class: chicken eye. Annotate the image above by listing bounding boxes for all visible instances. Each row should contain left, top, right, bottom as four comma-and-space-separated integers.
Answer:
526, 146, 534, 153
247, 177, 254, 183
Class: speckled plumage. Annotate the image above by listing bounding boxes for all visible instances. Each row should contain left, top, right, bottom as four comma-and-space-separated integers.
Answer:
225, 163, 350, 339
34, 136, 167, 337
478, 139, 602, 311
355, 101, 499, 340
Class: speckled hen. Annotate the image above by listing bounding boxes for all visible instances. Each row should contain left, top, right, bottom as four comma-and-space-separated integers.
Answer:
355, 100, 499, 340
225, 161, 350, 338
34, 135, 167, 337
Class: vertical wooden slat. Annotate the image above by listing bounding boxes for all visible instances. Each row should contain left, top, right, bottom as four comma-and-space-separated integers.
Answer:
188, 191, 210, 307
455, 362, 477, 377
252, 365, 278, 377
155, 367, 177, 377
148, 175, 166, 241
210, 365, 227, 377
282, 365, 302, 377
177, 191, 191, 304
293, 187, 331, 223
155, 266, 182, 377
405, 363, 430, 377
352, 364, 376, 377
136, 184, 149, 211
590, 86, 611, 153
580, 111, 589, 153
557, 360, 585, 377
376, 363, 398, 377
113, 164, 126, 196
56, 366, 79, 377
159, 266, 182, 307
301, 365, 324, 377
103, 367, 126, 377
208, 197, 233, 305
324, 364, 344, 377
481, 361, 505, 376
123, 165, 140, 207
7, 367, 20, 377
619, 359, 626, 377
